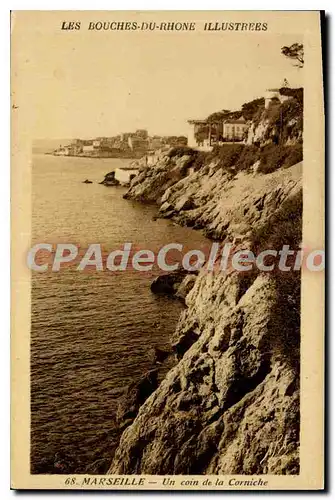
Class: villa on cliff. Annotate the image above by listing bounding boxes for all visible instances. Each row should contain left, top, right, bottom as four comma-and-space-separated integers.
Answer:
187, 85, 296, 150
187, 116, 248, 150
222, 117, 248, 141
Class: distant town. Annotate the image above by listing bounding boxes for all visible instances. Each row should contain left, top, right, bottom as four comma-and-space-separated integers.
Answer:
53, 130, 187, 158
52, 85, 297, 160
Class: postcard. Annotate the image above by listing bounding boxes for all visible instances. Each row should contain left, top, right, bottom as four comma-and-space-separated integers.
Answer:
11, 10, 324, 490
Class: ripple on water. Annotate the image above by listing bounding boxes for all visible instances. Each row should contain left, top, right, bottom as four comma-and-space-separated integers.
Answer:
31, 155, 210, 473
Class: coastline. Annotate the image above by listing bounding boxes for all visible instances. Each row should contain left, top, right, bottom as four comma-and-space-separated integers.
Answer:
46, 152, 144, 160
39, 88, 303, 475
107, 109, 302, 475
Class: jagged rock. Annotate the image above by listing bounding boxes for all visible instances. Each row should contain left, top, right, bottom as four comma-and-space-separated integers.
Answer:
175, 274, 197, 300
150, 270, 188, 295
246, 118, 270, 146
83, 179, 93, 184
150, 270, 198, 298
122, 153, 193, 204
100, 171, 120, 186
125, 148, 301, 243
149, 347, 171, 364
109, 139, 302, 474
109, 272, 300, 475
174, 195, 195, 212
116, 369, 159, 432
159, 201, 173, 214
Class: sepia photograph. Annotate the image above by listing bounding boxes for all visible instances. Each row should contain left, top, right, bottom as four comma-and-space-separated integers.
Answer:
11, 10, 324, 490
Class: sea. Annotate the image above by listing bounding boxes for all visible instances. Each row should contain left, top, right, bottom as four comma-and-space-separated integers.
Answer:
31, 154, 209, 473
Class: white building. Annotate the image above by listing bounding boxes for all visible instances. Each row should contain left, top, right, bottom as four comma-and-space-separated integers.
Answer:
83, 144, 94, 153
114, 168, 139, 185
187, 116, 248, 147
222, 117, 248, 141
187, 119, 208, 148
264, 89, 292, 109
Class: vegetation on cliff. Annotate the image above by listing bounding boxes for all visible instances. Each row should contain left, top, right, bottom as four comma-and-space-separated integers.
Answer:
108, 88, 303, 476
207, 96, 265, 123
134, 89, 303, 185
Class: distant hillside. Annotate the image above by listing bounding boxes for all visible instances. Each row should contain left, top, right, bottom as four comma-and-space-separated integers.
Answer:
32, 139, 72, 154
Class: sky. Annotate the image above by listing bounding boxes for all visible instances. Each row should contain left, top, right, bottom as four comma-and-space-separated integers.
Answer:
27, 25, 303, 140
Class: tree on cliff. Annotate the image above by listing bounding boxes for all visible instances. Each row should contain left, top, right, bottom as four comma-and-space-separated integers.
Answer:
281, 43, 304, 68
241, 97, 265, 121
207, 109, 243, 123
207, 109, 231, 122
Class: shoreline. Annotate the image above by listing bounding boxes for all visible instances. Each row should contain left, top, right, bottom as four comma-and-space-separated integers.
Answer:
107, 144, 302, 475
46, 152, 144, 160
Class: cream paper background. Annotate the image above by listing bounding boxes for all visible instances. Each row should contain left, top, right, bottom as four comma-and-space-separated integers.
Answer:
11, 10, 324, 490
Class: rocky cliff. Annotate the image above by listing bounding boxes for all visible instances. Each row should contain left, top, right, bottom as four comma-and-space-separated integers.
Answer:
108, 100, 302, 475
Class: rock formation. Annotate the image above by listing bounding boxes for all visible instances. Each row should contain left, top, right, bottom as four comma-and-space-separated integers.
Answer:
150, 270, 197, 298
108, 98, 303, 475
100, 171, 120, 186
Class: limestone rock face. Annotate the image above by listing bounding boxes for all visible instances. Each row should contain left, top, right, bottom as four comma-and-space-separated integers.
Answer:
109, 150, 302, 476
245, 118, 270, 145
123, 152, 191, 203
165, 162, 301, 241
116, 369, 159, 432
109, 272, 300, 475
126, 150, 301, 243
150, 270, 197, 299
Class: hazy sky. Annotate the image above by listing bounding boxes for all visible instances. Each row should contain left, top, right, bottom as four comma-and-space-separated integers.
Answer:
30, 28, 303, 139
